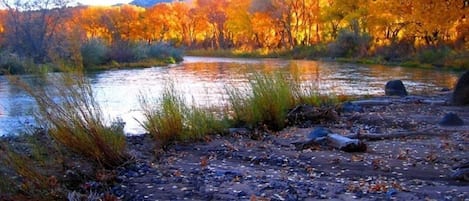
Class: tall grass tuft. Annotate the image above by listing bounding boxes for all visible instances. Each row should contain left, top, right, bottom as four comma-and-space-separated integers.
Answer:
227, 73, 295, 131
226, 73, 341, 131
0, 142, 64, 200
10, 70, 129, 168
139, 83, 185, 144
139, 82, 225, 146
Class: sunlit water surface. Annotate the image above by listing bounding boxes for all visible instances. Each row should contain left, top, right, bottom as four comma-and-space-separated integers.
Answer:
0, 57, 459, 136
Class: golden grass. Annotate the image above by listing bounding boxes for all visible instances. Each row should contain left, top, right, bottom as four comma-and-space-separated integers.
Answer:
10, 70, 129, 168
139, 82, 226, 146
226, 72, 342, 131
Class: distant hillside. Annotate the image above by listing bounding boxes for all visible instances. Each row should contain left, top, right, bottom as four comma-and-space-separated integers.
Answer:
130, 0, 174, 7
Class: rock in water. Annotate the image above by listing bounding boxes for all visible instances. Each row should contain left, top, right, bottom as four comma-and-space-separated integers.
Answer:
452, 70, 469, 105
439, 112, 464, 126
385, 80, 408, 96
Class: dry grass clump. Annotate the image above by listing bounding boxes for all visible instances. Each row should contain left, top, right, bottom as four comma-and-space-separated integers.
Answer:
1, 69, 129, 199
0, 140, 63, 200
226, 72, 341, 131
10, 70, 129, 168
139, 82, 225, 146
226, 73, 294, 131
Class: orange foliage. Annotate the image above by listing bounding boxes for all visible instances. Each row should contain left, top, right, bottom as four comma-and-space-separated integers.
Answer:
1, 0, 467, 51
0, 10, 6, 43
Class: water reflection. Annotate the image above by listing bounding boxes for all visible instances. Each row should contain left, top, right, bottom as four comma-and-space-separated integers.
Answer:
0, 76, 37, 135
0, 57, 460, 136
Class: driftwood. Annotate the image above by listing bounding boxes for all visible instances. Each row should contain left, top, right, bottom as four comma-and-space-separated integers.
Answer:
450, 162, 469, 181
294, 132, 367, 152
344, 127, 440, 141
327, 134, 367, 152
450, 168, 469, 181
294, 126, 443, 151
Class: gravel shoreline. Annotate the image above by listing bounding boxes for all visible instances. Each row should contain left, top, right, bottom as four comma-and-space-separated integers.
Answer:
113, 94, 468, 201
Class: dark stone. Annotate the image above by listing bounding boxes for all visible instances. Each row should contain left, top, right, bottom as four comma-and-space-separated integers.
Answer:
438, 113, 464, 126
451, 70, 469, 105
228, 128, 250, 135
340, 141, 367, 152
340, 102, 364, 113
385, 188, 398, 200
440, 87, 450, 92
286, 104, 317, 124
385, 80, 408, 96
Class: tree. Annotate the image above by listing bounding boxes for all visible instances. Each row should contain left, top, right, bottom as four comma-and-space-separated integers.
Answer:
142, 3, 173, 43
225, 0, 255, 50
0, 10, 7, 46
322, 0, 369, 41
0, 0, 74, 63
409, 0, 465, 46
249, 0, 290, 49
367, 0, 410, 44
98, 5, 143, 43
193, 0, 230, 49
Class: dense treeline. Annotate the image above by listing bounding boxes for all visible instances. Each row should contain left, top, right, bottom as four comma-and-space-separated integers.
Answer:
0, 0, 468, 71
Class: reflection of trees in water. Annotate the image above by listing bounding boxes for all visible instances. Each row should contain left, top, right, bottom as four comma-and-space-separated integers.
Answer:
173, 59, 460, 96
0, 59, 462, 135
368, 64, 459, 89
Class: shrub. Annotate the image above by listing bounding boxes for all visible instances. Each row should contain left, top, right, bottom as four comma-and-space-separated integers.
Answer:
10, 70, 129, 168
105, 41, 183, 66
147, 43, 184, 63
328, 30, 371, 58
80, 39, 109, 68
132, 42, 150, 61
446, 50, 469, 69
107, 41, 135, 63
0, 51, 29, 74
373, 39, 416, 62
290, 44, 328, 59
417, 46, 451, 67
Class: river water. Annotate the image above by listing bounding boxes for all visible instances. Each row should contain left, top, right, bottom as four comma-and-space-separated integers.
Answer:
0, 56, 460, 136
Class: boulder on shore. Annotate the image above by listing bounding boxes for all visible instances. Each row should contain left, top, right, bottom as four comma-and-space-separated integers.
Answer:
385, 80, 408, 96
451, 70, 469, 105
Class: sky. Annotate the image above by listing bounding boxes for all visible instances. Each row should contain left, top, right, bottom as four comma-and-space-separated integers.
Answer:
78, 0, 132, 6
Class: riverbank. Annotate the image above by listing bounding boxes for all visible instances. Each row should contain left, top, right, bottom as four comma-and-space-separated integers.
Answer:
0, 41, 184, 75
2, 92, 467, 200
114, 92, 469, 200
84, 58, 180, 71
186, 48, 469, 71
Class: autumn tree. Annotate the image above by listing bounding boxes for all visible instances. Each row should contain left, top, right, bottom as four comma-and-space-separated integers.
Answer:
322, 0, 369, 41
77, 7, 111, 41
98, 5, 143, 43
142, 3, 173, 43
172, 2, 199, 47
225, 0, 255, 50
0, 9, 6, 46
409, 0, 466, 46
0, 0, 74, 63
191, 0, 230, 49
285, 0, 322, 45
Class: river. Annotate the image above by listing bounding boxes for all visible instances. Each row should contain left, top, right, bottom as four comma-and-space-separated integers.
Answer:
0, 56, 460, 136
